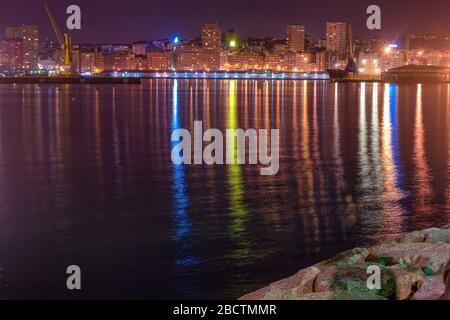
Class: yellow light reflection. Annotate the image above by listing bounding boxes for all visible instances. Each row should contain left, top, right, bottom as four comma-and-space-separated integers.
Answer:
227, 80, 250, 259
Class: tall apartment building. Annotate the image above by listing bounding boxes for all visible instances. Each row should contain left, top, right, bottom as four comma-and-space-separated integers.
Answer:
287, 25, 305, 53
202, 22, 222, 70
202, 22, 222, 49
5, 25, 38, 70
326, 22, 351, 58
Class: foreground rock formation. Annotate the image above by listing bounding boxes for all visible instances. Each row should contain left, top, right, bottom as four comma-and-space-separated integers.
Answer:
240, 228, 450, 300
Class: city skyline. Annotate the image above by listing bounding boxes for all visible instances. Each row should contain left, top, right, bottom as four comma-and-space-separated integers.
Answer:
2, 1, 450, 77
2, 0, 450, 44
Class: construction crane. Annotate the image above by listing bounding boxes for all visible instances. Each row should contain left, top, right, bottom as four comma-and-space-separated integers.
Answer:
44, 0, 76, 76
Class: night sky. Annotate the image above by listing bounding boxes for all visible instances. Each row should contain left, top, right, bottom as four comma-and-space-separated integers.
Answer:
1, 0, 450, 43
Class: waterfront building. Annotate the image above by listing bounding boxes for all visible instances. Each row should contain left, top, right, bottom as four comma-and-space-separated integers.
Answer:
202, 22, 222, 49
264, 53, 286, 71
103, 52, 134, 70
219, 51, 229, 70
132, 55, 148, 70
148, 51, 172, 70
315, 50, 330, 71
80, 52, 95, 72
80, 52, 134, 73
0, 39, 24, 70
202, 49, 221, 71
379, 48, 406, 71
4, 25, 38, 70
175, 46, 204, 71
285, 52, 311, 71
326, 22, 351, 59
287, 24, 305, 53
225, 53, 264, 71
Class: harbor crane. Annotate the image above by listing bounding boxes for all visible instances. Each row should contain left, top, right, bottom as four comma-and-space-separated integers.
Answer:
44, 0, 76, 76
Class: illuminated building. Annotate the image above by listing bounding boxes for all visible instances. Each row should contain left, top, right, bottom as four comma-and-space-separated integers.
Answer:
287, 24, 305, 53
219, 51, 229, 69
202, 22, 222, 49
80, 52, 99, 73
175, 46, 204, 70
0, 39, 24, 70
103, 52, 134, 70
4, 25, 39, 70
201, 21, 221, 70
315, 50, 330, 71
132, 55, 148, 70
357, 57, 381, 77
264, 53, 286, 71
225, 53, 264, 71
379, 48, 405, 71
202, 49, 221, 71
286, 52, 311, 71
148, 51, 172, 70
80, 52, 134, 73
326, 22, 351, 58
262, 52, 316, 72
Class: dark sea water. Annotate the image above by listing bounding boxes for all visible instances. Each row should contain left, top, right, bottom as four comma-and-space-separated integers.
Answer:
0, 79, 449, 299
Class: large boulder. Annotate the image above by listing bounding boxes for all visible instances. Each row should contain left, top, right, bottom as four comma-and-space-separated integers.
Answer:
399, 231, 427, 244
239, 266, 321, 300
424, 228, 450, 244
369, 242, 450, 274
314, 266, 338, 292
412, 275, 447, 300
388, 266, 424, 300
398, 228, 450, 244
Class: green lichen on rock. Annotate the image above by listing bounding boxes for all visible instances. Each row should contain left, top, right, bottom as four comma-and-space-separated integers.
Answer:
330, 264, 396, 298
422, 266, 434, 276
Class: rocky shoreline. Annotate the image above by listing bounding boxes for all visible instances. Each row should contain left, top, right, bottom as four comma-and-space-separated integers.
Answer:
240, 228, 450, 300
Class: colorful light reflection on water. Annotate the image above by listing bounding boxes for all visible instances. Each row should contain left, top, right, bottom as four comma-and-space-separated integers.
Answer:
0, 80, 449, 299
